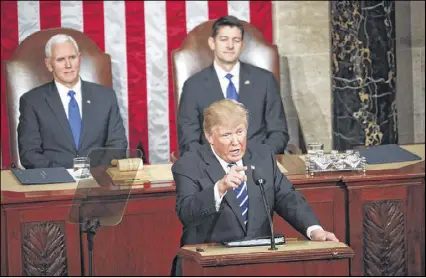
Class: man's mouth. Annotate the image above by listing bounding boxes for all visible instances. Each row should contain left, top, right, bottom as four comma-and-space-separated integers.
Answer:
230, 149, 241, 155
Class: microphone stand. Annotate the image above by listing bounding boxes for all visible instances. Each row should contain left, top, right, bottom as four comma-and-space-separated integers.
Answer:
81, 217, 101, 276
257, 179, 277, 251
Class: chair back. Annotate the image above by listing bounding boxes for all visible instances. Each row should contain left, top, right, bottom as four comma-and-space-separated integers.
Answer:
5, 27, 112, 168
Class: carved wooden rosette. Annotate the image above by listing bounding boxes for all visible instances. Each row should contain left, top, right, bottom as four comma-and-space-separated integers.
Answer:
363, 200, 407, 276
21, 222, 67, 276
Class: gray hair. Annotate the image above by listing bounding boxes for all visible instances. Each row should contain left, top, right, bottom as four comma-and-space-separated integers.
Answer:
45, 34, 79, 58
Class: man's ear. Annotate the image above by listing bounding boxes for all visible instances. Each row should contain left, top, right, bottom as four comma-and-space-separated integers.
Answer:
205, 131, 214, 145
208, 37, 215, 51
45, 58, 53, 72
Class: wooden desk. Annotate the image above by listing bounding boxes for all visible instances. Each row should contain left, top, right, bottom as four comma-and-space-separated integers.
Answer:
179, 239, 354, 276
1, 144, 424, 276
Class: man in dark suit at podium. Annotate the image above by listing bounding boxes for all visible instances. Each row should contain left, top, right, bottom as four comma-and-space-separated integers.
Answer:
177, 15, 289, 157
171, 99, 338, 275
17, 34, 127, 169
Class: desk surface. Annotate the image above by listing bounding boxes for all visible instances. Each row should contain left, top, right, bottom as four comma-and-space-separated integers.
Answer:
179, 239, 354, 266
1, 144, 424, 204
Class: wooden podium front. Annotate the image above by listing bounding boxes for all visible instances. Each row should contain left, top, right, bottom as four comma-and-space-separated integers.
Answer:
178, 239, 354, 276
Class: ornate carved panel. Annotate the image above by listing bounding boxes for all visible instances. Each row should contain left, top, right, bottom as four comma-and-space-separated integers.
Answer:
363, 200, 406, 276
21, 222, 67, 276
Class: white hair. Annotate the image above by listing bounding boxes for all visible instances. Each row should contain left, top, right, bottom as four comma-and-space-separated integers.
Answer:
45, 34, 79, 58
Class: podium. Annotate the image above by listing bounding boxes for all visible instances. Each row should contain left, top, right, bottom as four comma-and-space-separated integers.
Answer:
178, 239, 354, 276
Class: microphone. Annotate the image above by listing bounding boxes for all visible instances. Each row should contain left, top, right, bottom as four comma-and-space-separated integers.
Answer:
252, 167, 277, 250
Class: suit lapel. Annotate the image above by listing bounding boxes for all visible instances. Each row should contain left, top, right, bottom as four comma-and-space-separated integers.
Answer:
78, 81, 94, 151
243, 148, 264, 236
44, 81, 76, 150
238, 62, 252, 104
203, 65, 225, 102
201, 145, 247, 233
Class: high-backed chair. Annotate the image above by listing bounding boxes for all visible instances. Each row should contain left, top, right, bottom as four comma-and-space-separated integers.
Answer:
171, 20, 300, 162
5, 28, 112, 169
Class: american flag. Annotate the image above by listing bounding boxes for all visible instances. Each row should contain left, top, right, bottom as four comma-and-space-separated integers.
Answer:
1, 0, 273, 167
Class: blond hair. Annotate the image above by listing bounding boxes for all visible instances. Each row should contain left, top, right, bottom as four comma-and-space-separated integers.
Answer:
203, 99, 249, 136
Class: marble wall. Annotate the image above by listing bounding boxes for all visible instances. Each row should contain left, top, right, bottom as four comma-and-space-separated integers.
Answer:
331, 1, 397, 150
411, 1, 425, 143
272, 1, 333, 151
273, 1, 423, 152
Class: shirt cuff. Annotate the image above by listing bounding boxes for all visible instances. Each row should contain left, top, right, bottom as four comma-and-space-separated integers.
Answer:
306, 225, 323, 239
214, 181, 226, 211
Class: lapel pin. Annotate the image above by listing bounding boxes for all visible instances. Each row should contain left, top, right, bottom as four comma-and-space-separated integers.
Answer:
251, 165, 255, 170
87, 100, 91, 104
245, 80, 250, 85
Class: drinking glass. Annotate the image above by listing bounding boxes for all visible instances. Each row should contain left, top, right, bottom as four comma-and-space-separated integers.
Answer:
307, 143, 324, 155
73, 157, 91, 179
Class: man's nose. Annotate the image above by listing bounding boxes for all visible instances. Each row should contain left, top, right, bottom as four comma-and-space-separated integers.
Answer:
226, 40, 234, 49
65, 59, 71, 67
231, 134, 239, 144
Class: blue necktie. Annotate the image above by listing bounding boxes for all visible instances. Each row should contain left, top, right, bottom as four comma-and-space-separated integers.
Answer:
225, 73, 238, 101
68, 90, 82, 149
228, 164, 248, 226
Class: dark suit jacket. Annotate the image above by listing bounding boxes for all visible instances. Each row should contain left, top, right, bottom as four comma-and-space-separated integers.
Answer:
18, 79, 128, 169
172, 143, 320, 247
177, 62, 289, 156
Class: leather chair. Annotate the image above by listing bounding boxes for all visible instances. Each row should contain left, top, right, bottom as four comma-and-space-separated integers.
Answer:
171, 20, 300, 162
5, 27, 112, 169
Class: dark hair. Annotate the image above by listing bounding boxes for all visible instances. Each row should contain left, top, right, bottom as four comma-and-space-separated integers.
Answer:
211, 15, 244, 39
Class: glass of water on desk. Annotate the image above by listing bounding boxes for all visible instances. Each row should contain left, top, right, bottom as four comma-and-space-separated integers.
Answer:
73, 157, 91, 179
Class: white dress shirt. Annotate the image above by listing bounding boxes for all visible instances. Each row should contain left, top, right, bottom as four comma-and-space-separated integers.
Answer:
211, 145, 323, 239
55, 78, 83, 119
213, 60, 240, 98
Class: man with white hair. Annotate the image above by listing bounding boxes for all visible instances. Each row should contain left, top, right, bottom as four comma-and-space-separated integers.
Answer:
17, 34, 127, 169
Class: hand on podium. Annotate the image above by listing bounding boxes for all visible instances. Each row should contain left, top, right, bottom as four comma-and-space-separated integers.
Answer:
311, 229, 339, 242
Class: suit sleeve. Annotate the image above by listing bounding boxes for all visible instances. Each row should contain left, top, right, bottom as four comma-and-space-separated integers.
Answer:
270, 150, 320, 238
17, 96, 62, 169
104, 89, 128, 149
264, 73, 290, 154
177, 80, 203, 156
173, 161, 218, 227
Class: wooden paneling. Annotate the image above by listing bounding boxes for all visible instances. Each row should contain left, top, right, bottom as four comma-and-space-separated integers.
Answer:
2, 202, 81, 276
274, 186, 346, 241
347, 179, 425, 276
87, 195, 181, 276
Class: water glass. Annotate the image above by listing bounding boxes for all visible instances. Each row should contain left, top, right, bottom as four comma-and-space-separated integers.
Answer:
73, 157, 91, 179
307, 143, 324, 155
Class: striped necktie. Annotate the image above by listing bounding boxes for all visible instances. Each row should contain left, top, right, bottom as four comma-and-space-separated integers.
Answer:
225, 73, 238, 101
228, 163, 248, 226
68, 90, 82, 149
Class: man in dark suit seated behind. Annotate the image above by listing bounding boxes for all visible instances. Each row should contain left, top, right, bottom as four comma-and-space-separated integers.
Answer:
177, 15, 289, 157
18, 34, 128, 169
172, 99, 338, 275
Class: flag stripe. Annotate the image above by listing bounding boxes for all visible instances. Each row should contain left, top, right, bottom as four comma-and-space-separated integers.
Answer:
104, 1, 130, 144
145, 1, 170, 163
60, 1, 83, 32
1, 0, 19, 167
82, 1, 105, 52
18, 1, 40, 43
125, 1, 149, 160
185, 1, 208, 33
0, 1, 273, 167
39, 0, 61, 30
228, 1, 250, 22
250, 1, 273, 43
166, 1, 187, 159
208, 1, 228, 20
